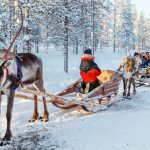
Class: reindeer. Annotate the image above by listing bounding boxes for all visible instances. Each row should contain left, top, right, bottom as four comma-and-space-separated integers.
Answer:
118, 56, 136, 98
0, 4, 49, 145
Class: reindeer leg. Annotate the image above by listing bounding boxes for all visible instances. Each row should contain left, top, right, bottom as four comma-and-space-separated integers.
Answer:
0, 92, 1, 116
132, 78, 136, 94
2, 92, 15, 142
0, 93, 2, 141
127, 78, 132, 98
34, 79, 49, 122
41, 96, 49, 122
29, 95, 39, 122
122, 77, 127, 96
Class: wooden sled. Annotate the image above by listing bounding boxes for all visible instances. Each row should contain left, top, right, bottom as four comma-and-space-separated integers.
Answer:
134, 68, 150, 87
52, 70, 122, 113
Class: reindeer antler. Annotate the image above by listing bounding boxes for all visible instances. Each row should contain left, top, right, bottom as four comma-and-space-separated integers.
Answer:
6, 3, 24, 54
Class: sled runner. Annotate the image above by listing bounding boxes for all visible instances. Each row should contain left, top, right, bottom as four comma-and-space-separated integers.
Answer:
52, 70, 122, 113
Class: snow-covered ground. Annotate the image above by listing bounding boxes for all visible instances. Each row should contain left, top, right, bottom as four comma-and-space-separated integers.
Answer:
1, 49, 150, 150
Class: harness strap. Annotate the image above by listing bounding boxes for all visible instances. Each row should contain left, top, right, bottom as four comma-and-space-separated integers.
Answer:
7, 56, 23, 91
16, 56, 23, 79
5, 67, 9, 80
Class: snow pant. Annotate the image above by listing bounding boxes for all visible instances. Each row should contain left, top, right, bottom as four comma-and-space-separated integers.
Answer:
148, 59, 150, 64
141, 60, 148, 68
81, 79, 100, 94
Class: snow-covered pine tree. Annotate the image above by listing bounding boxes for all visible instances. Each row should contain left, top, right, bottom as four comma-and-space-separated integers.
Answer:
98, 0, 113, 50
114, 0, 134, 53
113, 0, 117, 52
30, 0, 52, 53
1, 0, 149, 72
22, 0, 32, 53
135, 12, 146, 51
0, 0, 23, 51
68, 0, 81, 54
145, 15, 150, 50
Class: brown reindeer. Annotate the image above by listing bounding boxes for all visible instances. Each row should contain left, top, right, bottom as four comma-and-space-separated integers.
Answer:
118, 56, 136, 98
0, 4, 48, 145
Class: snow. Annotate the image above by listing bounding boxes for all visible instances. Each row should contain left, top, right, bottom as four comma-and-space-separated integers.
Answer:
1, 49, 150, 150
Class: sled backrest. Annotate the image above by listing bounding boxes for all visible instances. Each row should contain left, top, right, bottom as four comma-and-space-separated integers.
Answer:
97, 70, 116, 83
85, 70, 122, 99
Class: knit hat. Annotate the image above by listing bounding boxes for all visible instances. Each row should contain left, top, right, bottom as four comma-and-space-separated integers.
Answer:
84, 48, 92, 55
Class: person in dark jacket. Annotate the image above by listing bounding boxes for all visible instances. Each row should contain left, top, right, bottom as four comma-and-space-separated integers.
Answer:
80, 48, 101, 93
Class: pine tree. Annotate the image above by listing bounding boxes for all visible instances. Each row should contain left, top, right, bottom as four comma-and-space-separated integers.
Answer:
114, 0, 134, 53
145, 16, 150, 50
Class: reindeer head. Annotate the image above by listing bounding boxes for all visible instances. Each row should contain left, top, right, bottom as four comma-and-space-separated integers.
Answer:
0, 49, 15, 66
0, 49, 13, 87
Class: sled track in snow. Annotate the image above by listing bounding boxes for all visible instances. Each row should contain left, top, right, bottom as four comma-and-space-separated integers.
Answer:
1, 86, 150, 149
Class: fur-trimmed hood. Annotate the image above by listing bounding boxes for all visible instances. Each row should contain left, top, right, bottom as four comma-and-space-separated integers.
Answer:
81, 54, 94, 61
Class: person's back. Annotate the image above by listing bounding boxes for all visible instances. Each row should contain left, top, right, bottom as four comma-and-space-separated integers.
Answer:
141, 54, 147, 68
133, 53, 142, 72
80, 49, 101, 93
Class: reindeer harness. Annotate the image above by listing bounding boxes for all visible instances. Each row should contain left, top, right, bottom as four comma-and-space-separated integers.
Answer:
1, 56, 23, 91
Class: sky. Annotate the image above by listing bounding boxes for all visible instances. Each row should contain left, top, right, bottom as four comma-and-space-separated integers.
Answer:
131, 0, 150, 17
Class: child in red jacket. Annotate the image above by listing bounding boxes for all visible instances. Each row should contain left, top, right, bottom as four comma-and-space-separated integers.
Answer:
80, 49, 101, 93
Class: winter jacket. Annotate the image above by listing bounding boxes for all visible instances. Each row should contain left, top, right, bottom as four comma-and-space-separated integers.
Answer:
80, 54, 101, 83
145, 55, 149, 61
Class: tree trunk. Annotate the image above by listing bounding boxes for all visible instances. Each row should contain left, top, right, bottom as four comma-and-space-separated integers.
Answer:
35, 38, 39, 53
24, 0, 31, 53
9, 0, 12, 45
92, 0, 95, 55
46, 24, 49, 53
81, 4, 86, 51
64, 0, 69, 73
75, 37, 78, 55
